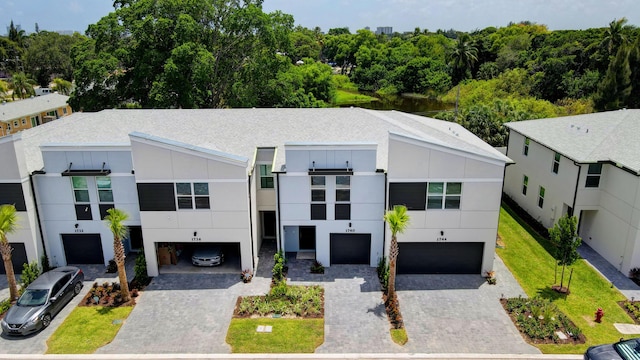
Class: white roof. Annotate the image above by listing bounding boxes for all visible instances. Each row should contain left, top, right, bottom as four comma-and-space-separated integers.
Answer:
0, 93, 69, 122
14, 108, 510, 173
505, 109, 640, 174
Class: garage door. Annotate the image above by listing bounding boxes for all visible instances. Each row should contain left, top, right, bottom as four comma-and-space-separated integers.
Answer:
62, 234, 105, 264
330, 233, 371, 265
0, 243, 28, 274
397, 242, 483, 274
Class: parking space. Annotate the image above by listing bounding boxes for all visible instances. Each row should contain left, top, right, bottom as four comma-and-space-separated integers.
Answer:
157, 243, 241, 275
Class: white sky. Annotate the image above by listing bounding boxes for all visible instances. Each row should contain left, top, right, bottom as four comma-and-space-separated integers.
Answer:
1, 0, 638, 34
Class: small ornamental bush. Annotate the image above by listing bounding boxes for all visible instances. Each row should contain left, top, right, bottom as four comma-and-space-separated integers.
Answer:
20, 261, 41, 291
503, 297, 582, 342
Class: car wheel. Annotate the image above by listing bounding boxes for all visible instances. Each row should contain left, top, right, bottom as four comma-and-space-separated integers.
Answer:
41, 314, 52, 328
73, 282, 82, 296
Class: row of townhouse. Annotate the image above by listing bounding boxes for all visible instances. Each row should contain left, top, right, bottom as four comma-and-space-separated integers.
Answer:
0, 93, 72, 136
503, 109, 640, 276
0, 108, 510, 277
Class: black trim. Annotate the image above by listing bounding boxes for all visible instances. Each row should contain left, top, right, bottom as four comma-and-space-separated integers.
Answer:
308, 169, 354, 175
388, 182, 427, 210
29, 173, 48, 260
137, 183, 176, 211
62, 169, 111, 176
335, 204, 351, 220
310, 204, 326, 220
0, 183, 27, 211
75, 204, 93, 220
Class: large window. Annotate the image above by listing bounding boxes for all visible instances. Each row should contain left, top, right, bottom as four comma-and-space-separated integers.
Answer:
310, 176, 326, 220
522, 175, 528, 196
585, 163, 602, 188
259, 164, 274, 189
538, 186, 545, 208
523, 138, 530, 156
71, 177, 92, 220
552, 152, 560, 174
427, 182, 462, 209
176, 183, 210, 209
96, 176, 114, 219
335, 175, 350, 220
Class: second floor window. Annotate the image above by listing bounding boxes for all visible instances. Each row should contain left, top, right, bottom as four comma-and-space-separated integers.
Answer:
427, 182, 462, 209
585, 163, 602, 188
310, 176, 326, 220
552, 152, 560, 174
72, 177, 90, 203
538, 186, 545, 208
259, 164, 274, 189
522, 175, 528, 196
176, 183, 210, 209
523, 138, 530, 156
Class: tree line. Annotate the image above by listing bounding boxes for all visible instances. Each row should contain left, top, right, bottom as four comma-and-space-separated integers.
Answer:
1, 1, 639, 146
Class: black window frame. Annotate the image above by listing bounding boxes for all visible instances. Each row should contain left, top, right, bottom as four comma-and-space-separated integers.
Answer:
585, 163, 602, 188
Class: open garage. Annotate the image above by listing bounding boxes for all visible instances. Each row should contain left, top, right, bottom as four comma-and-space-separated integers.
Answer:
156, 242, 241, 274
330, 233, 371, 265
397, 242, 484, 274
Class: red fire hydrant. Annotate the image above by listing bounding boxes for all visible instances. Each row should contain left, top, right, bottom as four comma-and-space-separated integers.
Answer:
595, 308, 604, 323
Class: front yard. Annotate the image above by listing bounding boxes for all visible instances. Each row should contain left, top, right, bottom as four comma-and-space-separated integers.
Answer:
498, 204, 635, 354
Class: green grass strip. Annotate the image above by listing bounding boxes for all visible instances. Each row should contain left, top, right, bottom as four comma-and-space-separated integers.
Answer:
226, 318, 323, 353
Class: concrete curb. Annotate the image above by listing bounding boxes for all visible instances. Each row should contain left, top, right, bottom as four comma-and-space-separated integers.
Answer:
0, 354, 583, 360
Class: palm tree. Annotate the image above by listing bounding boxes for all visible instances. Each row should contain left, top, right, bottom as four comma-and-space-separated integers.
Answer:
0, 80, 8, 98
383, 205, 410, 302
52, 78, 72, 95
9, 72, 36, 100
0, 204, 20, 301
603, 17, 629, 55
104, 208, 131, 302
449, 34, 478, 121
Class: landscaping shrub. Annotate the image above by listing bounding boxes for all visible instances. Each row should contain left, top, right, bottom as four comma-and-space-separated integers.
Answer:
272, 250, 287, 282
0, 298, 10, 317
40, 254, 51, 272
377, 257, 389, 292
130, 252, 150, 289
20, 260, 41, 291
235, 285, 323, 318
82, 281, 132, 307
310, 260, 324, 274
622, 301, 640, 323
503, 297, 583, 343
106, 259, 118, 273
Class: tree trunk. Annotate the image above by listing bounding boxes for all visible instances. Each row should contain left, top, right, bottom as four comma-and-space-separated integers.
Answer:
0, 241, 19, 301
388, 235, 399, 301
113, 237, 131, 302
560, 264, 566, 289
454, 84, 461, 122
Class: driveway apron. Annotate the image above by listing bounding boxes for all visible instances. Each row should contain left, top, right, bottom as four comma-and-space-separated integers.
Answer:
96, 274, 271, 354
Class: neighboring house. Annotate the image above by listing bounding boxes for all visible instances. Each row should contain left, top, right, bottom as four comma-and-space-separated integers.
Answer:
503, 110, 640, 276
0, 93, 72, 137
0, 108, 510, 277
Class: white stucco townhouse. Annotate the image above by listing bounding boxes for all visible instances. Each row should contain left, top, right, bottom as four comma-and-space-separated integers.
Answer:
503, 109, 640, 276
0, 108, 510, 277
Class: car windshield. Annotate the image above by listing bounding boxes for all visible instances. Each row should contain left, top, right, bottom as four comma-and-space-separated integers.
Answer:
615, 338, 640, 360
17, 289, 49, 307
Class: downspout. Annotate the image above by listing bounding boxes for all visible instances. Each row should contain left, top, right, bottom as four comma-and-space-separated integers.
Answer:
382, 171, 388, 259
247, 172, 255, 271
572, 161, 582, 232
276, 172, 282, 252
29, 171, 48, 260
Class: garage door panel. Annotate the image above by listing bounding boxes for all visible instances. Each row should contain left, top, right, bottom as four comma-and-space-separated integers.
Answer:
0, 243, 28, 274
62, 234, 105, 264
397, 242, 483, 274
330, 233, 370, 265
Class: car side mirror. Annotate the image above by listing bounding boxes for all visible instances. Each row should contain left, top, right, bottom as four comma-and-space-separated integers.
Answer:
50, 297, 57, 303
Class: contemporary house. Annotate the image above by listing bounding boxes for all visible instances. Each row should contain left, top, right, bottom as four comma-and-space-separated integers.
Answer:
0, 108, 510, 277
0, 93, 72, 136
503, 110, 640, 276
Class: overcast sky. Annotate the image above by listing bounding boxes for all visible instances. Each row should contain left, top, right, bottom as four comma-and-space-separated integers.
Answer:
2, 0, 638, 34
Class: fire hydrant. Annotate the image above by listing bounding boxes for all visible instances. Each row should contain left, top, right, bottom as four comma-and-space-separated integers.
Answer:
595, 308, 604, 323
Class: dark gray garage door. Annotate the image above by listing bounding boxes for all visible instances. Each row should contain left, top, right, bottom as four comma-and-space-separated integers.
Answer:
397, 242, 483, 274
0, 243, 28, 274
330, 233, 371, 265
62, 234, 105, 264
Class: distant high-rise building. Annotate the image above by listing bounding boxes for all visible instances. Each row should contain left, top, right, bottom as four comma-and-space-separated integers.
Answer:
375, 26, 393, 35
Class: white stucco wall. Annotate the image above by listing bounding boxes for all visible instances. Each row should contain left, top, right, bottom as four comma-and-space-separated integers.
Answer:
504, 131, 579, 228
278, 144, 385, 266
387, 134, 507, 274
130, 136, 251, 276
35, 146, 138, 267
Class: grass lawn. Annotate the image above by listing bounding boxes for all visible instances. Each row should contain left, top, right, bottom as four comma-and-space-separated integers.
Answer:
46, 306, 133, 354
226, 318, 324, 353
498, 205, 635, 354
333, 89, 378, 106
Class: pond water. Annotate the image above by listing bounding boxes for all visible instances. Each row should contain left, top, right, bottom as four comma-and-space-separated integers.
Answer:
340, 93, 454, 117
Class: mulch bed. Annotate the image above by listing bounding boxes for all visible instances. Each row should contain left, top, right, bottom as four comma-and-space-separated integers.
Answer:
618, 300, 640, 324
79, 281, 142, 307
500, 298, 586, 345
232, 295, 324, 319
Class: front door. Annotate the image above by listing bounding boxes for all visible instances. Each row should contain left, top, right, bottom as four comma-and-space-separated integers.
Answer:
299, 226, 316, 250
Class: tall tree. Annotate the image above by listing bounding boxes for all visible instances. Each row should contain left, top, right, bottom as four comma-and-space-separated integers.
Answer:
24, 31, 85, 87
7, 20, 26, 48
0, 204, 20, 301
52, 77, 73, 95
602, 17, 629, 56
383, 205, 410, 302
594, 44, 631, 110
71, 0, 293, 111
448, 33, 478, 120
104, 208, 131, 303
8, 72, 36, 99
548, 214, 582, 292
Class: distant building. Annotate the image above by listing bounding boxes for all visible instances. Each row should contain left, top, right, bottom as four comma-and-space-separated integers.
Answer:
0, 93, 72, 136
375, 26, 393, 35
